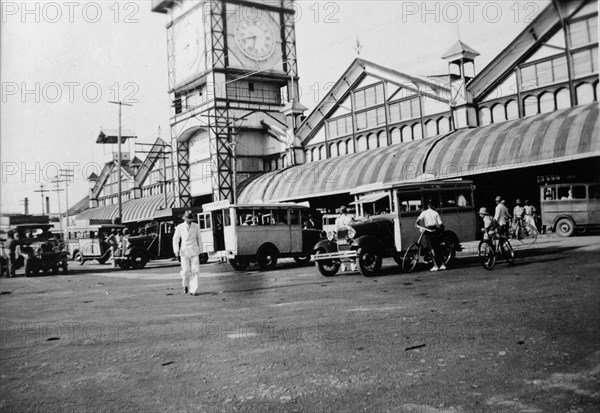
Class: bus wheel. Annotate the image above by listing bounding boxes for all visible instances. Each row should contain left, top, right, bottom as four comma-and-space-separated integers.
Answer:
314, 250, 340, 277
556, 218, 574, 237
257, 245, 278, 271
229, 256, 250, 271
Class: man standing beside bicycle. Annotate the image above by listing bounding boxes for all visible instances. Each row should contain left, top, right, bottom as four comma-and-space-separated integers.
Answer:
416, 199, 445, 272
494, 196, 512, 238
512, 199, 524, 239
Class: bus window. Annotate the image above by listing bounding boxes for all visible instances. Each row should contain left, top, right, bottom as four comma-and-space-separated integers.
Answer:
289, 209, 300, 226
589, 184, 600, 199
557, 185, 585, 200
571, 185, 586, 199
199, 213, 211, 230
543, 187, 556, 200
223, 209, 231, 226
273, 209, 288, 225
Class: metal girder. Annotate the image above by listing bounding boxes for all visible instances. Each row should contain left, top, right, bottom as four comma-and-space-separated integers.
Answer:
174, 125, 192, 208
209, 1, 227, 69
208, 107, 234, 202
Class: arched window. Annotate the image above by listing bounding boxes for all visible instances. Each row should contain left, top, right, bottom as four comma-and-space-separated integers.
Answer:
426, 120, 437, 138
390, 128, 401, 145
492, 104, 506, 123
401, 126, 411, 142
319, 145, 326, 159
506, 100, 518, 120
329, 142, 338, 157
311, 147, 317, 161
576, 83, 595, 105
479, 107, 491, 125
282, 154, 287, 166
377, 130, 387, 147
337, 141, 345, 156
357, 136, 367, 152
412, 124, 422, 140
437, 117, 450, 134
555, 88, 571, 109
523, 95, 538, 117
539, 92, 555, 113
346, 139, 354, 154
367, 133, 377, 149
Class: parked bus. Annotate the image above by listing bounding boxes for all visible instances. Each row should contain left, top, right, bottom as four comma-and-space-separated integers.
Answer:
199, 201, 322, 271
540, 182, 600, 237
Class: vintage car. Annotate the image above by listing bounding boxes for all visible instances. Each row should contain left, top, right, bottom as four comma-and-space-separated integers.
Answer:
540, 182, 600, 236
66, 224, 124, 265
14, 224, 69, 276
112, 234, 156, 270
314, 215, 459, 277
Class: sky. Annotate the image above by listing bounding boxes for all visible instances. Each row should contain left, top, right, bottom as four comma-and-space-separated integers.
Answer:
0, 0, 550, 215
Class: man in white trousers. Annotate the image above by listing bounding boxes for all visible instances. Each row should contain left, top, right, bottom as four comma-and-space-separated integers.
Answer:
172, 210, 203, 294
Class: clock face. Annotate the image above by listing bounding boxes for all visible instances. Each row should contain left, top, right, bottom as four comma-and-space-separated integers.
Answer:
172, 8, 206, 86
235, 19, 276, 61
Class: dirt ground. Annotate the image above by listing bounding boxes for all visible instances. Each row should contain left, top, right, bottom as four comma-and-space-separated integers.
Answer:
1, 235, 599, 412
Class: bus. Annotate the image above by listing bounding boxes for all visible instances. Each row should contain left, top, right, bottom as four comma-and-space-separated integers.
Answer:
540, 182, 600, 237
199, 201, 322, 271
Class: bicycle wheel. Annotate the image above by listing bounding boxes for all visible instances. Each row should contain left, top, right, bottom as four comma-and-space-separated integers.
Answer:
402, 243, 421, 273
519, 223, 538, 246
478, 240, 496, 270
499, 238, 515, 265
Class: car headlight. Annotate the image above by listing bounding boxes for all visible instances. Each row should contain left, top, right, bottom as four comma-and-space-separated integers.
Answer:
326, 230, 335, 241
347, 227, 356, 239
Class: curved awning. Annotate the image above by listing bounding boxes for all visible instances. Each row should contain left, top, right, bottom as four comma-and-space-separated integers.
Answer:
238, 137, 435, 203
425, 103, 599, 179
238, 103, 598, 204
74, 193, 176, 224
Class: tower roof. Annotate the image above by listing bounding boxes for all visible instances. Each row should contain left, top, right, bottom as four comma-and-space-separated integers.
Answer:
442, 41, 480, 61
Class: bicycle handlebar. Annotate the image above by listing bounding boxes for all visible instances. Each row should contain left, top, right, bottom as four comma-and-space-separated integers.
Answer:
416, 225, 435, 232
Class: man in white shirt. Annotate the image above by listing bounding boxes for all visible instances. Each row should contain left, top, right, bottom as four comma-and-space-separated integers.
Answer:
335, 206, 354, 228
416, 200, 445, 271
494, 196, 511, 238
173, 210, 203, 294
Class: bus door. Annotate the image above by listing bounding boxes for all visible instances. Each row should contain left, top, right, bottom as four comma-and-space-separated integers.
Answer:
211, 210, 225, 251
198, 212, 214, 252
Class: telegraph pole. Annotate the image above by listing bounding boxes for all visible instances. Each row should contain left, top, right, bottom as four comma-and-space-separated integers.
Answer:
50, 177, 65, 232
33, 184, 50, 215
59, 168, 74, 223
108, 101, 133, 223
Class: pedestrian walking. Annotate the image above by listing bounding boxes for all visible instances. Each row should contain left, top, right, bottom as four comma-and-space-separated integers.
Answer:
335, 206, 356, 271
173, 210, 203, 295
416, 200, 446, 272
524, 200, 537, 229
512, 199, 524, 237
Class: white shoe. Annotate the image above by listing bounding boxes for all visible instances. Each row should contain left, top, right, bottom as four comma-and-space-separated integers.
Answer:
439, 265, 446, 271
430, 266, 439, 272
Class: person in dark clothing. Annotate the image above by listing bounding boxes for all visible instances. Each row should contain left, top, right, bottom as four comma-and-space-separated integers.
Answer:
5, 230, 19, 277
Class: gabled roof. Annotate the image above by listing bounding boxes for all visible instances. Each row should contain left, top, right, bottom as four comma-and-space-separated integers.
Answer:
296, 58, 451, 144
135, 138, 170, 188
67, 195, 90, 216
90, 161, 134, 199
441, 40, 480, 61
468, 0, 588, 100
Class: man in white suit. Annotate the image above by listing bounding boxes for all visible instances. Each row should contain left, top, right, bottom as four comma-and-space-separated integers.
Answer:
172, 210, 203, 294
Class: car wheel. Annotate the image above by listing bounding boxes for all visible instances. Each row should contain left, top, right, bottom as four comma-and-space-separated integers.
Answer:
61, 257, 69, 274
357, 246, 382, 277
256, 245, 278, 271
199, 253, 209, 265
229, 256, 250, 271
75, 252, 85, 265
293, 254, 312, 264
314, 250, 340, 277
24, 259, 37, 277
555, 218, 574, 237
130, 252, 147, 269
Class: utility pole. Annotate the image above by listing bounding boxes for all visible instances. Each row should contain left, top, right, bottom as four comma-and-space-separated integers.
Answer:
33, 184, 50, 215
59, 168, 74, 224
18, 197, 29, 215
50, 177, 65, 232
108, 101, 133, 223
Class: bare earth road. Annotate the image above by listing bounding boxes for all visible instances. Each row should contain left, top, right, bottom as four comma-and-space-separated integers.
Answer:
1, 235, 599, 413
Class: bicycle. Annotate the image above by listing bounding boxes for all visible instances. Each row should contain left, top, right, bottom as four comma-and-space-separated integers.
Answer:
508, 217, 538, 246
402, 226, 453, 273
478, 228, 515, 270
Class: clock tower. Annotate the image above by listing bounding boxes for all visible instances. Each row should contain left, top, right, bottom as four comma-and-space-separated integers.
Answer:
152, 0, 300, 206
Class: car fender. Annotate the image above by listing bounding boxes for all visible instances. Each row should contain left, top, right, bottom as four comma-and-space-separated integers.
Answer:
314, 239, 338, 253
351, 235, 387, 252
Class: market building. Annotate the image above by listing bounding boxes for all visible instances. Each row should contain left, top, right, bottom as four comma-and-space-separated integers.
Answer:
79, 0, 597, 223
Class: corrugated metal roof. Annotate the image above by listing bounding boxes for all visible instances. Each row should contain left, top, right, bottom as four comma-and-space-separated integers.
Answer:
73, 193, 176, 224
